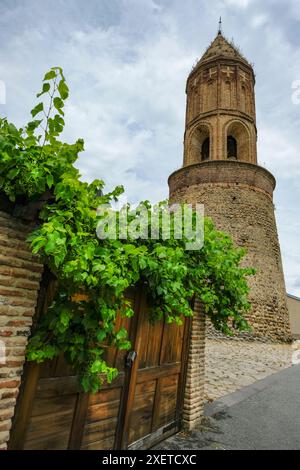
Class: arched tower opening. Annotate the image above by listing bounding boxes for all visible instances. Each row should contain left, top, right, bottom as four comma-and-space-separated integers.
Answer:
226, 121, 250, 161
227, 136, 237, 159
189, 124, 211, 163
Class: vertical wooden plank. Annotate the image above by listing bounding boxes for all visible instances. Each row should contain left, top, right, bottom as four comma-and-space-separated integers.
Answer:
151, 378, 161, 431
145, 320, 164, 368
128, 380, 156, 444
8, 362, 41, 449
175, 316, 192, 423
82, 385, 123, 450
151, 316, 167, 432
115, 287, 144, 450
68, 393, 90, 449
151, 317, 184, 432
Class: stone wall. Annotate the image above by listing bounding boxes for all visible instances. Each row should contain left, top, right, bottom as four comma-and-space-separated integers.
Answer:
169, 163, 292, 342
183, 300, 206, 430
0, 211, 42, 449
287, 294, 300, 339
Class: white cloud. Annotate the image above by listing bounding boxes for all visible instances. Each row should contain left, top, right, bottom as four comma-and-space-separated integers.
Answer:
223, 0, 250, 9
258, 126, 300, 178
289, 0, 300, 21
59, 22, 193, 202
251, 13, 268, 28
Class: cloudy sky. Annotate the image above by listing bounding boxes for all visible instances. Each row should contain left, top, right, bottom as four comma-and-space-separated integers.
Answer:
0, 0, 299, 295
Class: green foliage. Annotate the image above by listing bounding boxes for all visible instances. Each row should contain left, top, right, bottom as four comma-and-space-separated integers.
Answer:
0, 68, 255, 392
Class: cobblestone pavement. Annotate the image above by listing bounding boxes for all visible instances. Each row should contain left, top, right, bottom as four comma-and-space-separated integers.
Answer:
204, 339, 294, 402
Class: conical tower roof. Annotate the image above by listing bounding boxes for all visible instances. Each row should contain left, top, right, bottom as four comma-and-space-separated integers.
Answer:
190, 32, 252, 77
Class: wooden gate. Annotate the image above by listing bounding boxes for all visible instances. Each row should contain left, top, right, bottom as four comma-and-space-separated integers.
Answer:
9, 288, 190, 450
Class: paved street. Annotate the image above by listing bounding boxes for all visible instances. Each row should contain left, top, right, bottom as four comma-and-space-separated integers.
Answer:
156, 364, 300, 450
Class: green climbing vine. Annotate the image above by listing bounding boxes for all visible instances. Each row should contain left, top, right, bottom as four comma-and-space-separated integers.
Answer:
0, 68, 255, 392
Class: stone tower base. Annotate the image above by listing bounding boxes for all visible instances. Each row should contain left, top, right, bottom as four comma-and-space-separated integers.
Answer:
169, 160, 292, 342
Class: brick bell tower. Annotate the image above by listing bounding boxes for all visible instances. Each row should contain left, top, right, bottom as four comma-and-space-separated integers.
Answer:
168, 27, 292, 341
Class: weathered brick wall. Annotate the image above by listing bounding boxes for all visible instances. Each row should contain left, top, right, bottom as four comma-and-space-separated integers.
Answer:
169, 164, 292, 342
183, 300, 206, 430
0, 211, 42, 449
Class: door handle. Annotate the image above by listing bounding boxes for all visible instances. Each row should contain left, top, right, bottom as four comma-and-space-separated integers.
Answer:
126, 350, 137, 368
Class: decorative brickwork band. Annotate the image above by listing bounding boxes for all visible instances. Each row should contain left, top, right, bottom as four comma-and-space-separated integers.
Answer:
169, 160, 276, 199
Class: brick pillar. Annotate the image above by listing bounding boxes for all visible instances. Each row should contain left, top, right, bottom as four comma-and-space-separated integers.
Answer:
183, 300, 206, 430
0, 211, 43, 449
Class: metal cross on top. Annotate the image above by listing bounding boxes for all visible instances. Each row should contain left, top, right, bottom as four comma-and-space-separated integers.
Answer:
218, 17, 222, 35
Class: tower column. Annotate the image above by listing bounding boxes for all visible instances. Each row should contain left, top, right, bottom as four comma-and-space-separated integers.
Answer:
169, 32, 291, 342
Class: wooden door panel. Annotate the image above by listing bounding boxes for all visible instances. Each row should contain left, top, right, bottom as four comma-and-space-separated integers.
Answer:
155, 374, 179, 429
160, 322, 184, 364
128, 380, 156, 445
24, 401, 76, 450
30, 393, 77, 417
85, 389, 122, 423
138, 321, 164, 368
22, 359, 78, 450
81, 416, 118, 446
125, 294, 189, 449
80, 291, 140, 450
81, 387, 122, 450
